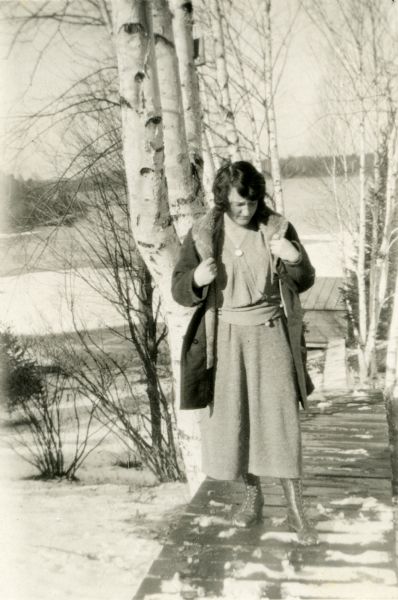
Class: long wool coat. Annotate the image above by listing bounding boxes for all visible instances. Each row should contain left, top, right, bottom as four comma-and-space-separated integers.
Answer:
171, 207, 315, 410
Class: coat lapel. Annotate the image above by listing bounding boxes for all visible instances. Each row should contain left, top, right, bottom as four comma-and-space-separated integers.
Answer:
191, 208, 219, 260
191, 207, 290, 373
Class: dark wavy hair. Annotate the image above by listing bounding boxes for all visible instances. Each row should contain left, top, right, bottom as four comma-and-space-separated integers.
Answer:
212, 161, 269, 217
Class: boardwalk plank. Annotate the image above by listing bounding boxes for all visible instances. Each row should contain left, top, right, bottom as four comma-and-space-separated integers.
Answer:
133, 391, 397, 600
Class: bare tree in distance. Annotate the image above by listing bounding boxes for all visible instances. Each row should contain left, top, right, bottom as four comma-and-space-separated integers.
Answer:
195, 0, 301, 210
304, 0, 398, 383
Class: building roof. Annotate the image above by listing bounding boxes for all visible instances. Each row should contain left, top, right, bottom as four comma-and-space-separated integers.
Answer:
304, 311, 346, 347
301, 277, 344, 311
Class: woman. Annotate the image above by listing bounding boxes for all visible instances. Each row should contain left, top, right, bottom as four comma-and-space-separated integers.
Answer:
171, 161, 319, 545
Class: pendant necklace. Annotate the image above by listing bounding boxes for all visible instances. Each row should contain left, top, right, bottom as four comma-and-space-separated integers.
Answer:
224, 213, 250, 257
226, 229, 249, 258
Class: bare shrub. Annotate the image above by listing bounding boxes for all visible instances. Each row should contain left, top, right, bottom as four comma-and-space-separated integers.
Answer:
1, 329, 107, 480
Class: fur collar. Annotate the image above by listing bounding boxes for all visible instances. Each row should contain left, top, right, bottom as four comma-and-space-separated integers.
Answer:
191, 207, 289, 260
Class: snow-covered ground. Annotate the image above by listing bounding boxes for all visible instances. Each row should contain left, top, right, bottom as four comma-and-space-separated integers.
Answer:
0, 416, 189, 600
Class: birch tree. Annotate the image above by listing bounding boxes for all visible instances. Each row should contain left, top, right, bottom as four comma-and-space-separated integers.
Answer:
111, 0, 205, 493
5, 0, 207, 491
262, 0, 283, 212
170, 0, 203, 175
304, 0, 398, 383
195, 0, 299, 208
151, 0, 198, 240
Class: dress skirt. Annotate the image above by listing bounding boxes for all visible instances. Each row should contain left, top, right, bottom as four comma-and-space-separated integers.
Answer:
199, 317, 302, 480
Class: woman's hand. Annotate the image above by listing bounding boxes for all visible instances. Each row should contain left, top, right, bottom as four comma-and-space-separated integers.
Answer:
193, 257, 217, 287
270, 236, 300, 263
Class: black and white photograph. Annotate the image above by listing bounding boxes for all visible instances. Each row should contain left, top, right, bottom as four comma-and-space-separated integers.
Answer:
1, 1, 398, 599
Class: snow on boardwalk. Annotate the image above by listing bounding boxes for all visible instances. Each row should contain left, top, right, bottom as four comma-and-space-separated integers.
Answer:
134, 390, 398, 599
322, 338, 349, 391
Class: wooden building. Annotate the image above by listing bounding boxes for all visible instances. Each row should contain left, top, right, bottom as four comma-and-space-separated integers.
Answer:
300, 277, 346, 348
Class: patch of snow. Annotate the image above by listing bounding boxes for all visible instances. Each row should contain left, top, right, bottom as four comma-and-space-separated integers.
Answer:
352, 390, 370, 397
325, 549, 389, 564
233, 561, 396, 585
161, 573, 205, 597
193, 515, 230, 528
315, 401, 332, 409
282, 581, 398, 599
332, 448, 369, 456
316, 503, 334, 516
361, 497, 391, 512
331, 496, 369, 506
222, 578, 269, 599
316, 517, 390, 534
295, 566, 395, 584
330, 496, 390, 513
232, 561, 284, 579
318, 532, 386, 546
218, 527, 237, 538
208, 499, 232, 511
261, 531, 297, 543
271, 517, 286, 526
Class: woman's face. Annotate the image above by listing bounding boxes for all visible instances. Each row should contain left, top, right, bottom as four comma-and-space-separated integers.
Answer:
226, 188, 258, 227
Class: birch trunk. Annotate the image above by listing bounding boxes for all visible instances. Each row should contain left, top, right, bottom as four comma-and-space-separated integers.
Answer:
356, 111, 367, 382
332, 155, 364, 362
152, 0, 202, 240
385, 266, 398, 494
169, 1, 203, 170
209, 0, 241, 161
263, 0, 283, 213
364, 127, 398, 375
385, 240, 398, 493
111, 0, 204, 495
386, 270, 398, 392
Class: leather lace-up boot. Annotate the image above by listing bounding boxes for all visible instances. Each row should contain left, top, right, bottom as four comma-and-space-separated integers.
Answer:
232, 473, 264, 528
280, 478, 319, 545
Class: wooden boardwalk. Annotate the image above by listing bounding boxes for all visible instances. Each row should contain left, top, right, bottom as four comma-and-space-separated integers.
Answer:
134, 390, 398, 599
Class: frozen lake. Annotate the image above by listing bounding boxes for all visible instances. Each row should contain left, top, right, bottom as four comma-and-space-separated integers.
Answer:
0, 238, 348, 336
0, 176, 355, 335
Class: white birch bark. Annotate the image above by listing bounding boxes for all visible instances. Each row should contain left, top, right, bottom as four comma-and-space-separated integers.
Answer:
209, 0, 241, 161
357, 112, 367, 359
111, 0, 204, 495
152, 0, 202, 241
263, 0, 283, 213
364, 127, 398, 373
169, 1, 203, 166
386, 270, 398, 393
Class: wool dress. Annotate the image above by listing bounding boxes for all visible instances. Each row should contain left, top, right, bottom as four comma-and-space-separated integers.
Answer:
199, 214, 302, 480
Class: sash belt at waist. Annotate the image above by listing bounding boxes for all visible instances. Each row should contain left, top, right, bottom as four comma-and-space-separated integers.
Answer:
218, 301, 283, 326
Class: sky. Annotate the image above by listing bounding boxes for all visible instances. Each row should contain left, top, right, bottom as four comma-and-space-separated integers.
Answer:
1, 0, 395, 179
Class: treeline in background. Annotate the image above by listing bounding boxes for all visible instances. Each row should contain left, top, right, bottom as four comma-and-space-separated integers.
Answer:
1, 153, 373, 233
